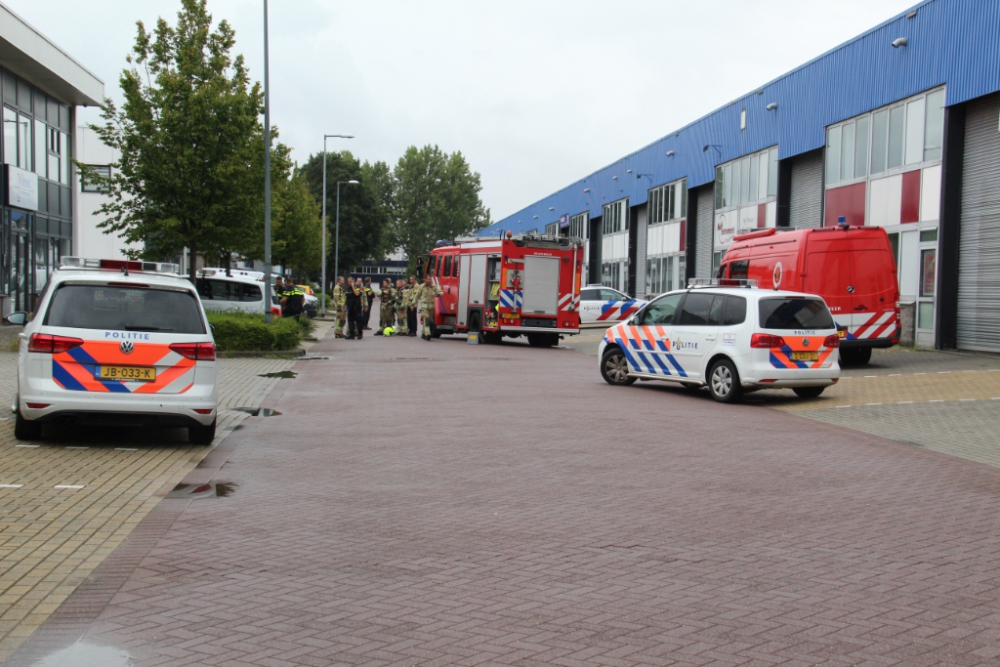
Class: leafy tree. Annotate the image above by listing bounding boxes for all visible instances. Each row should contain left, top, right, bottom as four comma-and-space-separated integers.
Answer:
270, 170, 324, 279
299, 151, 390, 284
85, 0, 265, 281
391, 145, 490, 272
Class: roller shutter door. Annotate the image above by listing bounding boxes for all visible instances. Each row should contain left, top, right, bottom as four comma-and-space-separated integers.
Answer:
695, 184, 714, 278
635, 204, 648, 298
789, 149, 824, 228
957, 93, 1000, 352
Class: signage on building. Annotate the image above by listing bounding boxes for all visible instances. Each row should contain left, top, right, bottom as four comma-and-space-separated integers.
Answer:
560, 213, 569, 228
4, 165, 39, 211
715, 211, 736, 247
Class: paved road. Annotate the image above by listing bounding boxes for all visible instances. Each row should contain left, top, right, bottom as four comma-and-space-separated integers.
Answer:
9, 331, 1000, 666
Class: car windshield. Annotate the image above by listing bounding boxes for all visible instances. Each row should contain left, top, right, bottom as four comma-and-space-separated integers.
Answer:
44, 284, 206, 334
758, 297, 834, 330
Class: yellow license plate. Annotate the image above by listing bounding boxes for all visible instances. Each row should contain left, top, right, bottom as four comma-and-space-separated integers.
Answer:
838, 330, 846, 338
791, 352, 819, 361
98, 366, 156, 381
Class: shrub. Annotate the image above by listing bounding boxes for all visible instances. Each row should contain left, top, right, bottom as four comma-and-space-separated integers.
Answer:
297, 315, 316, 338
206, 311, 302, 352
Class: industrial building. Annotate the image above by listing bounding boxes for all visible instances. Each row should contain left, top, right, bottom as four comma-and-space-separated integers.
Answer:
480, 0, 1000, 351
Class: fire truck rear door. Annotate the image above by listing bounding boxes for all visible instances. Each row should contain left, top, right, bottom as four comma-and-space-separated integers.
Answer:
465, 254, 487, 322
522, 255, 560, 315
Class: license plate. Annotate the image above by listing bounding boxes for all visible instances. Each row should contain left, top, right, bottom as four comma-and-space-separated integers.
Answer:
791, 352, 819, 361
838, 330, 846, 338
98, 366, 156, 381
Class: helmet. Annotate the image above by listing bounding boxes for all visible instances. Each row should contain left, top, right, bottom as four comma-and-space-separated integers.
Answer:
384, 326, 395, 336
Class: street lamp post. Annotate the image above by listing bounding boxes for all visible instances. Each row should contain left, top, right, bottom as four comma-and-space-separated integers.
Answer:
321, 134, 354, 317
262, 0, 273, 323
334, 180, 360, 286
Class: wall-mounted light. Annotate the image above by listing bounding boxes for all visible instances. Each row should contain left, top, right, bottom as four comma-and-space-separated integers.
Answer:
906, 9, 917, 18
626, 169, 633, 174
532, 215, 538, 219
703, 144, 722, 154
612, 175, 618, 180
892, 37, 908, 48
548, 207, 555, 211
755, 88, 764, 95
666, 150, 675, 157
766, 102, 778, 111
583, 188, 591, 193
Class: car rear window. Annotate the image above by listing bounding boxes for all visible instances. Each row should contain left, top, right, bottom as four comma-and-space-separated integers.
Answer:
758, 298, 834, 330
44, 284, 206, 334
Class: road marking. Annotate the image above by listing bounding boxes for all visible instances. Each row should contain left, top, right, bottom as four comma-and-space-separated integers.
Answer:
115, 447, 138, 451
0, 484, 24, 488
864, 375, 877, 378
915, 373, 927, 375
938, 371, 951, 374
835, 405, 852, 409
15, 444, 40, 448
959, 398, 976, 402
867, 403, 882, 406
65, 446, 89, 450
992, 397, 1000, 401
928, 399, 945, 403
54, 485, 85, 489
897, 401, 913, 404
889, 373, 902, 376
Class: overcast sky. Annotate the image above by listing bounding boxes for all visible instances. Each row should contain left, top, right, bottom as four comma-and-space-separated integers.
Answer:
11, 0, 917, 221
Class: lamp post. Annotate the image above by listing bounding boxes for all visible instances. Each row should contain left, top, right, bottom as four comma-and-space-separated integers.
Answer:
262, 0, 273, 323
334, 180, 360, 285
321, 134, 354, 317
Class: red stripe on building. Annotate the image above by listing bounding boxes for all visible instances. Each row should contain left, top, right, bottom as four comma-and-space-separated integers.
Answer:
824, 182, 867, 227
900, 169, 921, 224
757, 203, 767, 228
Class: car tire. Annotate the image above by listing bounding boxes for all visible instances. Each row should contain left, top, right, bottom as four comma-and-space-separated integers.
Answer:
14, 409, 42, 441
793, 386, 826, 398
855, 347, 872, 365
708, 358, 742, 403
601, 347, 636, 386
528, 333, 558, 348
189, 420, 216, 445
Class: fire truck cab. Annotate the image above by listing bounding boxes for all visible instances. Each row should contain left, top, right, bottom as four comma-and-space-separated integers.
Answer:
417, 234, 584, 346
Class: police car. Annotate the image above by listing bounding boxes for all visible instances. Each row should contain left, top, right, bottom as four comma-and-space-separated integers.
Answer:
578, 285, 646, 326
9, 258, 219, 443
598, 280, 840, 402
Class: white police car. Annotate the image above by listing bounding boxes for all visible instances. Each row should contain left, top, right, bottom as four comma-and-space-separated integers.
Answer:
9, 258, 219, 443
598, 281, 840, 402
578, 285, 646, 326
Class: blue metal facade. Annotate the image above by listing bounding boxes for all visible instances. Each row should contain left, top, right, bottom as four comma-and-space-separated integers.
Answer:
483, 0, 1000, 235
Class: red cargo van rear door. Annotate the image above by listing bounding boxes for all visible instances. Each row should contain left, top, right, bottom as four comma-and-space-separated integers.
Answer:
845, 235, 897, 342
802, 236, 854, 334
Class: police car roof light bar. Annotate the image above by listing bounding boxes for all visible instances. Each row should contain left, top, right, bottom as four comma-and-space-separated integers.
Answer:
59, 257, 180, 275
687, 278, 759, 289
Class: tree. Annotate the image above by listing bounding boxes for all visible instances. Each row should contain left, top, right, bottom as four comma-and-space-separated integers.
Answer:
86, 0, 265, 281
391, 145, 490, 272
299, 151, 390, 283
270, 169, 324, 279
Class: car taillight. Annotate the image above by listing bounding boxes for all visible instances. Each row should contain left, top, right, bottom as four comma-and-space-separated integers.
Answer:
823, 334, 840, 348
169, 342, 216, 361
28, 333, 84, 354
750, 333, 786, 348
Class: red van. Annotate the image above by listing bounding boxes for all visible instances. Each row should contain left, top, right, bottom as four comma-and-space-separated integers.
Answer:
718, 226, 900, 364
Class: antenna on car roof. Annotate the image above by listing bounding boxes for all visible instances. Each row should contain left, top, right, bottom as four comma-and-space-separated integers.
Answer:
121, 264, 129, 277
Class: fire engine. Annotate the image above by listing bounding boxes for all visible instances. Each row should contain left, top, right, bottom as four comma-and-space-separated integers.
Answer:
417, 233, 584, 346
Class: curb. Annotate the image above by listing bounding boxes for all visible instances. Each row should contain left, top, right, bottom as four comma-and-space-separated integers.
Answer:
217, 349, 306, 359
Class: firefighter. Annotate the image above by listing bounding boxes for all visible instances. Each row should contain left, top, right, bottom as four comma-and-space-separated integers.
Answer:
332, 276, 347, 338
375, 279, 396, 335
394, 279, 409, 336
282, 277, 305, 320
344, 277, 365, 339
406, 275, 419, 337
362, 277, 375, 330
417, 274, 443, 340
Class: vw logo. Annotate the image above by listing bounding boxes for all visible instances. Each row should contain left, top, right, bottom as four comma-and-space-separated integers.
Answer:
119, 341, 134, 355
802, 338, 810, 347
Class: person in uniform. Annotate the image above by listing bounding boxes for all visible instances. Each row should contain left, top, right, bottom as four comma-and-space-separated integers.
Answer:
376, 279, 396, 335
332, 276, 347, 338
417, 274, 443, 340
406, 275, 419, 337
273, 278, 286, 316
394, 279, 409, 336
361, 278, 375, 330
344, 277, 365, 339
282, 277, 305, 320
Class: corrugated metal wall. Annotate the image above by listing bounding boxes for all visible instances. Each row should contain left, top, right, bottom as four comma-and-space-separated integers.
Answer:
635, 204, 648, 299
957, 93, 1000, 352
789, 149, 825, 228
695, 184, 714, 278
484, 0, 1000, 238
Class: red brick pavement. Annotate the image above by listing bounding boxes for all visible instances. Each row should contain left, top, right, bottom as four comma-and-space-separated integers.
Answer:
8, 335, 1000, 666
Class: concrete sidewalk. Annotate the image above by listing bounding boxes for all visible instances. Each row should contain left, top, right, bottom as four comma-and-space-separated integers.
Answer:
8, 332, 1000, 666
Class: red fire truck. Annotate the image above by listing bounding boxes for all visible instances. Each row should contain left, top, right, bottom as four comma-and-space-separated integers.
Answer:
417, 233, 584, 346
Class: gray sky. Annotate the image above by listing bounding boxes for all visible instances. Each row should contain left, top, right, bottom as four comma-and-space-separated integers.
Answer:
11, 0, 917, 220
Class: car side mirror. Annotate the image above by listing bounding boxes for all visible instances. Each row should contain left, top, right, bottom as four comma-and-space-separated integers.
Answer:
4, 311, 28, 326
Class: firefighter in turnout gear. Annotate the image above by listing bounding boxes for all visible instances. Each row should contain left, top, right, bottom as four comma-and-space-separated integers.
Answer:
394, 279, 409, 335
406, 275, 419, 337
362, 277, 375, 330
332, 276, 347, 338
417, 274, 444, 340
376, 279, 396, 335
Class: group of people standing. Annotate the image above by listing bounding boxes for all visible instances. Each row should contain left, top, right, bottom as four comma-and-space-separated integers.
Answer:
331, 274, 442, 341
273, 277, 305, 318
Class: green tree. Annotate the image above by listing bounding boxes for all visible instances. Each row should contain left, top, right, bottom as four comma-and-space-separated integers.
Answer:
86, 0, 265, 281
299, 151, 390, 285
391, 145, 490, 272
271, 169, 324, 279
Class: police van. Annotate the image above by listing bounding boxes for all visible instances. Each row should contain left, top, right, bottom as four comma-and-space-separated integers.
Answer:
196, 268, 281, 318
598, 280, 840, 403
8, 258, 220, 443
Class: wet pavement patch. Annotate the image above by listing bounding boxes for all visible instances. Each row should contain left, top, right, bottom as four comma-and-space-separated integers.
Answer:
230, 407, 281, 417
168, 481, 238, 499
259, 370, 297, 378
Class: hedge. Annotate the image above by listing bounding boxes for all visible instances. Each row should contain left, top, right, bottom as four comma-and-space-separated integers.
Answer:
206, 311, 305, 352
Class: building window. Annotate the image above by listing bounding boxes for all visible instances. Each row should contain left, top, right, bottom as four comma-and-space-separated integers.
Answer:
3, 106, 17, 166
602, 200, 627, 235
545, 222, 558, 236
569, 212, 588, 239
81, 165, 112, 193
648, 178, 687, 225
34, 119, 46, 178
715, 147, 778, 211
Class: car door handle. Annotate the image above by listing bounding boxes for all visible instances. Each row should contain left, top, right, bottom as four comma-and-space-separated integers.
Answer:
854, 305, 867, 311
705, 336, 717, 342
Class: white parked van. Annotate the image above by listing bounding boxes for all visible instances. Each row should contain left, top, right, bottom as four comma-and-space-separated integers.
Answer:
195, 270, 280, 317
